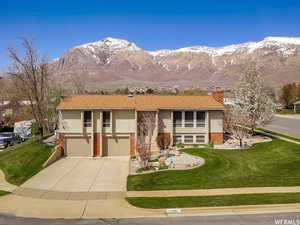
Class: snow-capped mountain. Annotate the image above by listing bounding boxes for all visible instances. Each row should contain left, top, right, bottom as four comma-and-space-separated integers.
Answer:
52, 36, 300, 90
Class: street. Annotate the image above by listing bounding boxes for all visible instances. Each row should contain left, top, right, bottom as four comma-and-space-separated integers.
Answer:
0, 212, 300, 225
264, 116, 300, 138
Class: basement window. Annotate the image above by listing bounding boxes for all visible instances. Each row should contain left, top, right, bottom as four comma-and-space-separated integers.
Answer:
83, 111, 92, 128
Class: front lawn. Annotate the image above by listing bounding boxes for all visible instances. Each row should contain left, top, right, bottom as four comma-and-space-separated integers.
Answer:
127, 193, 300, 208
0, 139, 53, 185
127, 139, 300, 191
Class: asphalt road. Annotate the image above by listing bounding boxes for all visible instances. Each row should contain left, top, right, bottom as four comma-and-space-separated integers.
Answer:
1, 212, 300, 225
264, 116, 300, 138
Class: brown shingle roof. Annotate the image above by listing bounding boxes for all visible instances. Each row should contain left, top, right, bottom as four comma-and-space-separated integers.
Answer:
57, 95, 224, 110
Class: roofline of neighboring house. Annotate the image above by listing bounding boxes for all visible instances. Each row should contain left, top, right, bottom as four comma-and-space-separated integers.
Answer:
57, 107, 224, 111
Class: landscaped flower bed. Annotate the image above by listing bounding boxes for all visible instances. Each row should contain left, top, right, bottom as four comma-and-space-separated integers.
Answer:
130, 149, 205, 175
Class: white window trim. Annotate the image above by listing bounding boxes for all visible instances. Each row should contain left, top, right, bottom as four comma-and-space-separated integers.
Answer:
173, 134, 206, 144
173, 111, 206, 128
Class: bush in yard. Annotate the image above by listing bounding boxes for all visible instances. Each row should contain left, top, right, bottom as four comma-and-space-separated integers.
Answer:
208, 141, 214, 149
176, 142, 184, 148
31, 122, 40, 136
156, 134, 171, 150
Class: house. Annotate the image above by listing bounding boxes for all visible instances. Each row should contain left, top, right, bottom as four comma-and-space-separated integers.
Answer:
57, 90, 225, 157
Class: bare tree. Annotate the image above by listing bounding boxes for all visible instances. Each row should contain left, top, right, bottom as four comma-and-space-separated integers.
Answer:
7, 38, 51, 141
234, 63, 276, 134
136, 112, 157, 168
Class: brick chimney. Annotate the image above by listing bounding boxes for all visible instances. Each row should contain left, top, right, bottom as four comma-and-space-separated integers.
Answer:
212, 87, 224, 105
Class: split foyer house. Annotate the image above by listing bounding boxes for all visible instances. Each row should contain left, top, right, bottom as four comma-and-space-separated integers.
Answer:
57, 90, 224, 157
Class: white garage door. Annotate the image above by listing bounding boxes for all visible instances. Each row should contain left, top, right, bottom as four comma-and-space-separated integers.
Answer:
66, 137, 91, 157
103, 136, 130, 156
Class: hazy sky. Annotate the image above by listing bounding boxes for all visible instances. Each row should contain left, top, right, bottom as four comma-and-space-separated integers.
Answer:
1, 0, 300, 69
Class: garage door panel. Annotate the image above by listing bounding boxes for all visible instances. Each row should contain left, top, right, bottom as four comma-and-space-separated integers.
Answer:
66, 137, 91, 157
103, 136, 130, 156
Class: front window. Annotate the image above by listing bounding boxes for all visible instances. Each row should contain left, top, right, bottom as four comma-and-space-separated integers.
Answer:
184, 111, 194, 127
196, 111, 205, 127
173, 111, 182, 127
83, 111, 92, 127
103, 111, 111, 127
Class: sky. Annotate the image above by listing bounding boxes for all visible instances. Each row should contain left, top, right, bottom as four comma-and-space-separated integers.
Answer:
1, 0, 300, 70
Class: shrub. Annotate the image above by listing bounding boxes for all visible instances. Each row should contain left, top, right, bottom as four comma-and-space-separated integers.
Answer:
156, 134, 171, 150
176, 142, 185, 148
193, 144, 199, 148
208, 141, 214, 149
31, 123, 40, 136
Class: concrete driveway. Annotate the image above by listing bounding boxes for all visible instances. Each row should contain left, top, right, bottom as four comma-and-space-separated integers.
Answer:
20, 157, 129, 193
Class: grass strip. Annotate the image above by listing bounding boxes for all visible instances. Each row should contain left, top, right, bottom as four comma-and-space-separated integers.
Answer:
0, 190, 10, 196
127, 193, 300, 209
257, 128, 300, 143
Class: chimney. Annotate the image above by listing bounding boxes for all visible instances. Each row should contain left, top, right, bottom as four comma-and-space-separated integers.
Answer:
212, 87, 224, 105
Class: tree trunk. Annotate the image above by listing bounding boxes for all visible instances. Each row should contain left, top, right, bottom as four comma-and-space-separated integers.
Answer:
39, 126, 44, 143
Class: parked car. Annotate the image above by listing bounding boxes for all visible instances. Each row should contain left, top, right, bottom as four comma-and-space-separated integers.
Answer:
0, 132, 22, 148
0, 136, 10, 149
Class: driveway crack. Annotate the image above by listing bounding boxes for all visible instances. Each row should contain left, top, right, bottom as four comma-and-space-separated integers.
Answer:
48, 158, 82, 191
88, 158, 105, 192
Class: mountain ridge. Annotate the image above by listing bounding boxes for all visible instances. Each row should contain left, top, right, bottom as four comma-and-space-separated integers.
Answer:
52, 36, 300, 90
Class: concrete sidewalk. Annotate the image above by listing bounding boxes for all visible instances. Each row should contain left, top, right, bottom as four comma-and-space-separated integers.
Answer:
127, 186, 300, 197
256, 129, 300, 145
0, 194, 300, 219
0, 170, 17, 192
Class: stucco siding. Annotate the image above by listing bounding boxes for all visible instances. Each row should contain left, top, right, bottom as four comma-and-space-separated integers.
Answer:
209, 111, 224, 133
158, 110, 172, 133
60, 110, 82, 133
112, 110, 135, 133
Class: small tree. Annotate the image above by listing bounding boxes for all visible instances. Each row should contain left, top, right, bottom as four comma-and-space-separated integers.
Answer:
234, 64, 276, 134
224, 107, 250, 147
136, 112, 157, 168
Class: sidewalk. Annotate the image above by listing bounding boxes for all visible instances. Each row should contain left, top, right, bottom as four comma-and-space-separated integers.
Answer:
255, 129, 300, 145
0, 169, 17, 192
0, 194, 300, 219
127, 186, 300, 197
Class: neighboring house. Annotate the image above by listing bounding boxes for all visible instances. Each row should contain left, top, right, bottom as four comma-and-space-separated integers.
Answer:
57, 90, 225, 157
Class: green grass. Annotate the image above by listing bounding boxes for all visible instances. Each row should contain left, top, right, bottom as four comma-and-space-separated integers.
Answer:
0, 190, 10, 196
127, 193, 300, 209
0, 139, 53, 185
127, 139, 300, 191
276, 109, 296, 115
257, 128, 300, 143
